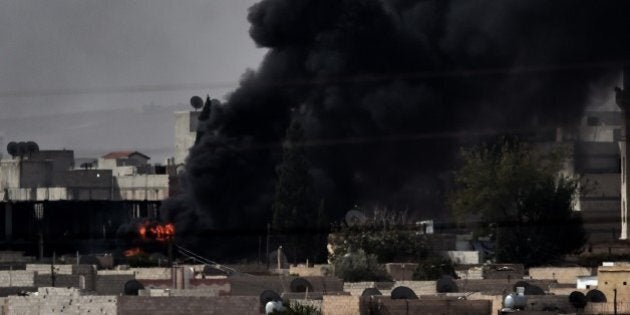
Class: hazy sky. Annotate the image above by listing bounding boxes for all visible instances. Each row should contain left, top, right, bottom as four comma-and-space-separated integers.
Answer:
0, 0, 265, 161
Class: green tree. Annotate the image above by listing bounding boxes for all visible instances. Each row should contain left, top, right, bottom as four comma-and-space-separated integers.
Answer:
448, 139, 587, 266
329, 207, 429, 263
333, 248, 391, 282
272, 121, 322, 263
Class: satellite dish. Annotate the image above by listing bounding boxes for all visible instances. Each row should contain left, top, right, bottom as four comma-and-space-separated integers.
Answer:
436, 275, 458, 293
391, 286, 418, 299
569, 291, 587, 309
265, 301, 285, 315
290, 278, 313, 293
260, 290, 282, 305
7, 142, 17, 157
16, 142, 27, 157
345, 210, 367, 226
361, 288, 382, 296
586, 289, 607, 303
190, 96, 203, 111
123, 280, 144, 296
26, 141, 39, 154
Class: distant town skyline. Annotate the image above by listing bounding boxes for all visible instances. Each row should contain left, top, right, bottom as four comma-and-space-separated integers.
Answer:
0, 0, 266, 162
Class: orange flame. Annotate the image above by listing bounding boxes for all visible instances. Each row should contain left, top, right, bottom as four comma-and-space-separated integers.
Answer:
136, 221, 175, 242
150, 223, 175, 242
124, 247, 143, 257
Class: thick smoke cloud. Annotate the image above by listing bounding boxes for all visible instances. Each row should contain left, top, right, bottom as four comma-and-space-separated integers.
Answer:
168, 0, 630, 232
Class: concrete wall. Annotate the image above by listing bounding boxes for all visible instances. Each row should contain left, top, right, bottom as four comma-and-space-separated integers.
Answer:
5, 289, 117, 315
114, 175, 169, 201
444, 251, 481, 265
597, 267, 630, 302
0, 160, 20, 190
20, 161, 53, 188
95, 272, 135, 295
0, 271, 34, 287
528, 267, 593, 284
585, 302, 630, 314
174, 111, 199, 166
364, 297, 491, 315
289, 264, 332, 277
117, 296, 259, 315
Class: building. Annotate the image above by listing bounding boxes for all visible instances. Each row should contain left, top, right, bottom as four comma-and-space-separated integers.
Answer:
0, 147, 170, 254
173, 110, 200, 167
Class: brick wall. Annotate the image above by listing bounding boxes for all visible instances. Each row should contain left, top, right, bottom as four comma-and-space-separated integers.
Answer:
322, 295, 361, 315
528, 267, 593, 284
117, 296, 259, 315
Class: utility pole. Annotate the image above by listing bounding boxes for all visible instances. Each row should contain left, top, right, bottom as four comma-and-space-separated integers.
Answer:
50, 252, 56, 287
266, 223, 270, 269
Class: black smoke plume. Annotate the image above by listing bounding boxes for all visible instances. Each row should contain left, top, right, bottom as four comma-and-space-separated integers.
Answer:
166, 0, 630, 233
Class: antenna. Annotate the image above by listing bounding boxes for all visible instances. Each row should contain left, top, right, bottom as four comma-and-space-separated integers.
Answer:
190, 96, 203, 111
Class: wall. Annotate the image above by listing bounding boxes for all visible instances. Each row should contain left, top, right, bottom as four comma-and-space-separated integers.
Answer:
19, 161, 53, 189
0, 271, 34, 287
597, 267, 630, 302
0, 160, 20, 190
95, 271, 135, 295
289, 264, 332, 277
322, 295, 361, 315
117, 296, 259, 315
174, 111, 200, 166
5, 289, 117, 315
528, 267, 593, 285
114, 175, 169, 201
585, 302, 630, 314
444, 251, 481, 265
364, 297, 491, 315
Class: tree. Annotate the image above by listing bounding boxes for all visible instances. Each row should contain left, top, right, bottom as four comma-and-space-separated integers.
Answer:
272, 121, 323, 263
333, 248, 391, 282
329, 207, 429, 263
449, 139, 587, 266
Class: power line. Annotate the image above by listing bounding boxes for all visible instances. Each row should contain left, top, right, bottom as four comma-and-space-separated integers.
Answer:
0, 59, 626, 98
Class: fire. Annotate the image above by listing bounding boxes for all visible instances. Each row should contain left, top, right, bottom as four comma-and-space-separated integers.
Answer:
124, 247, 143, 257
135, 221, 175, 242
149, 223, 175, 242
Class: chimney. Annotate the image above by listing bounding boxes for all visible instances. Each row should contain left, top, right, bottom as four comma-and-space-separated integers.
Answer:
616, 67, 630, 240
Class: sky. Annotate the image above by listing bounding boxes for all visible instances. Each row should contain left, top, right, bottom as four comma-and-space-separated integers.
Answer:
0, 0, 265, 162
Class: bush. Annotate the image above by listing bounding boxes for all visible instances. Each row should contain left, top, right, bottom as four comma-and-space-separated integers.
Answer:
270, 301, 321, 315
334, 249, 392, 282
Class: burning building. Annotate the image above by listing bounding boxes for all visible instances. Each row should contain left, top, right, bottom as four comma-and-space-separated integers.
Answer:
0, 145, 171, 256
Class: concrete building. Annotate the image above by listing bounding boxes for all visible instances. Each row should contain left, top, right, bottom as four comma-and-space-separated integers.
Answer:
173, 111, 200, 167
597, 264, 630, 302
0, 148, 170, 253
563, 110, 623, 243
